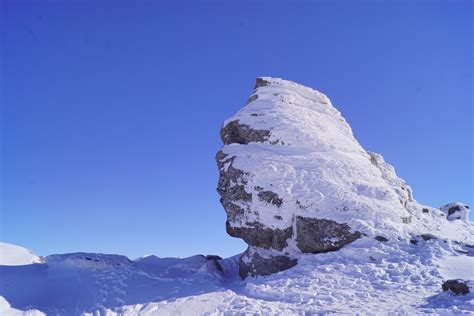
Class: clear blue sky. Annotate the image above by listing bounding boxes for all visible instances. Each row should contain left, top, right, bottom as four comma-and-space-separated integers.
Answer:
1, 0, 472, 259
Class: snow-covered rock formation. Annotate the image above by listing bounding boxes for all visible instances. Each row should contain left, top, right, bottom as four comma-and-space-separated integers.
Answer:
440, 202, 470, 221
216, 77, 473, 278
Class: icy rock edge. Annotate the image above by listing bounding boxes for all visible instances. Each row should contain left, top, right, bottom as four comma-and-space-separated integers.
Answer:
216, 77, 472, 279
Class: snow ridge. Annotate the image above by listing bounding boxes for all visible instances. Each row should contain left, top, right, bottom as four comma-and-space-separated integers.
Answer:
0, 242, 43, 266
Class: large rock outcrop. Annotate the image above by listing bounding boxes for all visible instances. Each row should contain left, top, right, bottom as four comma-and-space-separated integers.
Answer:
216, 77, 471, 278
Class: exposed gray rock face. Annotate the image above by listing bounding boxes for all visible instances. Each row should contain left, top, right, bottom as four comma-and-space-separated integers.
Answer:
226, 221, 292, 251
420, 234, 436, 241
255, 77, 270, 88
295, 217, 363, 253
239, 249, 297, 278
440, 203, 470, 221
220, 120, 271, 145
246, 94, 258, 104
375, 236, 389, 242
216, 150, 251, 223
258, 191, 283, 207
442, 279, 470, 295
410, 234, 438, 245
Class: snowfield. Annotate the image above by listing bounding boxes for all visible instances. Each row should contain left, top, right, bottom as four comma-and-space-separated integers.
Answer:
0, 243, 44, 266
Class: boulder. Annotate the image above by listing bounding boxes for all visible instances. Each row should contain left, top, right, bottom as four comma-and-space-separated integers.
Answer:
442, 279, 470, 295
440, 202, 470, 221
239, 248, 297, 278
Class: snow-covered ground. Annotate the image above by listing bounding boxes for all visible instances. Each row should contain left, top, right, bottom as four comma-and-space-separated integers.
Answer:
0, 238, 473, 315
0, 296, 45, 316
0, 242, 43, 266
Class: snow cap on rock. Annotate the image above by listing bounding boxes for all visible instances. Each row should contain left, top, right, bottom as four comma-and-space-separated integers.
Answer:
216, 77, 420, 278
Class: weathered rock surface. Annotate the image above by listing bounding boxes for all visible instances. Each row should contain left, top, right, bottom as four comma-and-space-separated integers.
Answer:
220, 121, 271, 145
442, 279, 470, 295
216, 77, 473, 278
295, 217, 363, 253
226, 221, 292, 251
239, 248, 297, 278
375, 236, 389, 242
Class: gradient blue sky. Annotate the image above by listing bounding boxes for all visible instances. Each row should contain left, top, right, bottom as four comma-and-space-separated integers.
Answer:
1, 0, 472, 259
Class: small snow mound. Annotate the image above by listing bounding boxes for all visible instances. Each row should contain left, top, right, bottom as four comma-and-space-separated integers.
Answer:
440, 202, 470, 221
0, 296, 45, 315
0, 242, 43, 266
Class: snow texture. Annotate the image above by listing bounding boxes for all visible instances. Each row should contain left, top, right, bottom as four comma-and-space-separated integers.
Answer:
0, 296, 45, 315
1, 77, 472, 315
0, 243, 44, 266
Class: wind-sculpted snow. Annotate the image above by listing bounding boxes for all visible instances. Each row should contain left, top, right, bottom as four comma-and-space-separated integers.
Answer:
440, 202, 470, 221
0, 242, 44, 266
0, 251, 230, 315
